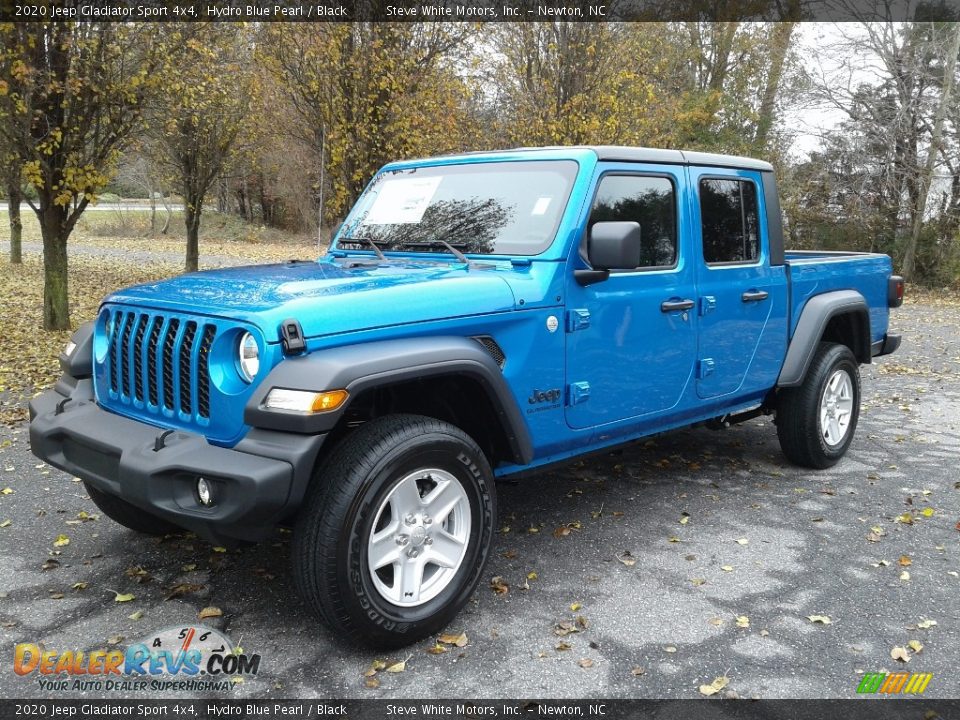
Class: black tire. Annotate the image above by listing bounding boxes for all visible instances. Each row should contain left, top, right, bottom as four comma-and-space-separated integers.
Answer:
292, 414, 496, 649
776, 342, 861, 469
83, 482, 179, 536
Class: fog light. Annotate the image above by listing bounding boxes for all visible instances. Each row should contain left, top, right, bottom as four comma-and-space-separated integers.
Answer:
197, 477, 214, 506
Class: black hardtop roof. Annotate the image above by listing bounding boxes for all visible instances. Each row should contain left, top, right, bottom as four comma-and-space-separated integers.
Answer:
531, 145, 774, 172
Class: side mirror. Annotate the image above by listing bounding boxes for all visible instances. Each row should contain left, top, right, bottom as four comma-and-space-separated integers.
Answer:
575, 221, 641, 286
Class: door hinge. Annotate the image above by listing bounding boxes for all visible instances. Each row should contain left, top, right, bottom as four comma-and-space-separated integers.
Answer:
697, 358, 715, 379
700, 296, 717, 316
566, 308, 591, 332
568, 381, 591, 405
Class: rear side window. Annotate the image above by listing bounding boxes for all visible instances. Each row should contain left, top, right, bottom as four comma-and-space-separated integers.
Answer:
589, 175, 677, 268
699, 178, 760, 264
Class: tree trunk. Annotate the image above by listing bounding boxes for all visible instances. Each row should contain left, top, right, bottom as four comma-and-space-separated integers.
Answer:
160, 194, 171, 234
7, 180, 22, 265
754, 20, 796, 149
38, 203, 71, 330
903, 23, 960, 282
148, 181, 156, 234
184, 195, 202, 272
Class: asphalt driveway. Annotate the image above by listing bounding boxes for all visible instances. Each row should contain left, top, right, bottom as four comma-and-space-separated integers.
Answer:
1, 300, 958, 700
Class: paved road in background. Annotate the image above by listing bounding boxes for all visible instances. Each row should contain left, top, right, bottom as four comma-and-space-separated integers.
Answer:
1, 301, 958, 700
0, 202, 183, 213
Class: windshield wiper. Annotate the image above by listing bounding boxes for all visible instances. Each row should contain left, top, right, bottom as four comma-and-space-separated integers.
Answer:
340, 235, 386, 261
400, 240, 469, 264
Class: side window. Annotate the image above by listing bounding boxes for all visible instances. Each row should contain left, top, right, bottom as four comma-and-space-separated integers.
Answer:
589, 175, 677, 268
699, 178, 760, 264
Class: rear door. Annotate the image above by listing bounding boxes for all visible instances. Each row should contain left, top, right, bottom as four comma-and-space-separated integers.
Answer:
564, 164, 698, 430
690, 167, 788, 399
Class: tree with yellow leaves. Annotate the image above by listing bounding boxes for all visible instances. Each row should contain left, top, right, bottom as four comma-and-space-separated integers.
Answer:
0, 23, 169, 330
260, 23, 477, 226
149, 24, 254, 272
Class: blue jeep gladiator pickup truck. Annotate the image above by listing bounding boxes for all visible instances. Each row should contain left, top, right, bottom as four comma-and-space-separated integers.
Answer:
30, 146, 903, 647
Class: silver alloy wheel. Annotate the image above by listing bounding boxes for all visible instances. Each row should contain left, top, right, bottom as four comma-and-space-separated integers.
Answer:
367, 468, 471, 607
820, 368, 854, 446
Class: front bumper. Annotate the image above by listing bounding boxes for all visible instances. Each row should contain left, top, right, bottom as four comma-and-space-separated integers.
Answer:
29, 375, 326, 543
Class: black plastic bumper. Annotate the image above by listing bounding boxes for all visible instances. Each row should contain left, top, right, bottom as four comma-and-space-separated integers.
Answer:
871, 333, 902, 357
29, 376, 326, 544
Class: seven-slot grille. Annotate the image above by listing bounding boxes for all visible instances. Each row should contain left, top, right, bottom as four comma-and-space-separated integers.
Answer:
106, 310, 217, 421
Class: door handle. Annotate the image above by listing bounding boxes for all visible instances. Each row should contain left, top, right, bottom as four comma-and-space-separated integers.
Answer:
741, 290, 769, 303
661, 298, 695, 313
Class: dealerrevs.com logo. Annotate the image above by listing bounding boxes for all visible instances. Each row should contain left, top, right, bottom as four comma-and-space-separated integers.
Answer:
13, 625, 260, 693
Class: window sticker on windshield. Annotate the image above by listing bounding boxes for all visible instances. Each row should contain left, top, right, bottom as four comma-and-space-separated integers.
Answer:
362, 176, 442, 225
531, 197, 552, 216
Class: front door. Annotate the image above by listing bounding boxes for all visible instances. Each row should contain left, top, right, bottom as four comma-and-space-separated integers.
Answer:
565, 165, 698, 430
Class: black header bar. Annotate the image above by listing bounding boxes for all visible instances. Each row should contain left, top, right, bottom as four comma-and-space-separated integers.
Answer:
2, 0, 959, 22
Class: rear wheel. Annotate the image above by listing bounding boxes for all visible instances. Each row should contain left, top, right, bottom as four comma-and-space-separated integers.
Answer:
776, 342, 861, 468
292, 414, 496, 648
83, 482, 178, 536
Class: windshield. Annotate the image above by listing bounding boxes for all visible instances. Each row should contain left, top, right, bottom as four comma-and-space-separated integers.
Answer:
338, 160, 579, 256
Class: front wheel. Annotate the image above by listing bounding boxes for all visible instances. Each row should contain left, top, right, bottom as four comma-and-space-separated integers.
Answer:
776, 342, 861, 468
292, 414, 496, 648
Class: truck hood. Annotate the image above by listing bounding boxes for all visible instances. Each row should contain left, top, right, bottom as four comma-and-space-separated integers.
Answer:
104, 258, 519, 340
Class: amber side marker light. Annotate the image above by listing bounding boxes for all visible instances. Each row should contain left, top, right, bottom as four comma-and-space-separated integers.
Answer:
263, 388, 349, 413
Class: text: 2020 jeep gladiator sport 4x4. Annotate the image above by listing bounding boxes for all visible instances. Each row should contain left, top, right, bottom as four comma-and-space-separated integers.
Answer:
30, 146, 903, 647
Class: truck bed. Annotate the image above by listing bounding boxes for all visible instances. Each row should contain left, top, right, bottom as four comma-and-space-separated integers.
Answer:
784, 250, 894, 344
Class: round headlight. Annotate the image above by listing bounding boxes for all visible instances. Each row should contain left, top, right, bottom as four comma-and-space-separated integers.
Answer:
238, 332, 260, 382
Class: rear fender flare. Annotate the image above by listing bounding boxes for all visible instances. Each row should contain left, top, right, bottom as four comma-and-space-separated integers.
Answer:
777, 290, 870, 388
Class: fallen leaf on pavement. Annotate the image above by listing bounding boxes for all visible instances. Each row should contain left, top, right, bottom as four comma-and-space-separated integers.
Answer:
899, 555, 912, 566
617, 551, 637, 567
166, 583, 204, 600
555, 641, 572, 652
570, 602, 582, 612
631, 667, 646, 676
489, 577, 509, 595
663, 646, 677, 653
53, 534, 70, 547
807, 615, 832, 624
721, 565, 733, 572
438, 632, 468, 648
198, 607, 222, 620
900, 571, 911, 581
735, 538, 749, 545
699, 676, 730, 696
111, 591, 135, 603
917, 619, 938, 629
736, 616, 749, 628
385, 657, 408, 673
908, 640, 923, 653
578, 658, 594, 668
891, 646, 911, 662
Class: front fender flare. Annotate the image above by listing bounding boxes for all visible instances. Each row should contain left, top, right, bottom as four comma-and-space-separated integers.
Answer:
244, 336, 533, 465
777, 289, 870, 388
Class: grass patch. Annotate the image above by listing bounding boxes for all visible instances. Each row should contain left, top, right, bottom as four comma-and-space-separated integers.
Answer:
0, 254, 178, 424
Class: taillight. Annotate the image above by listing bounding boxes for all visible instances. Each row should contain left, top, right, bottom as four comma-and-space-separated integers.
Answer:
888, 276, 904, 308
